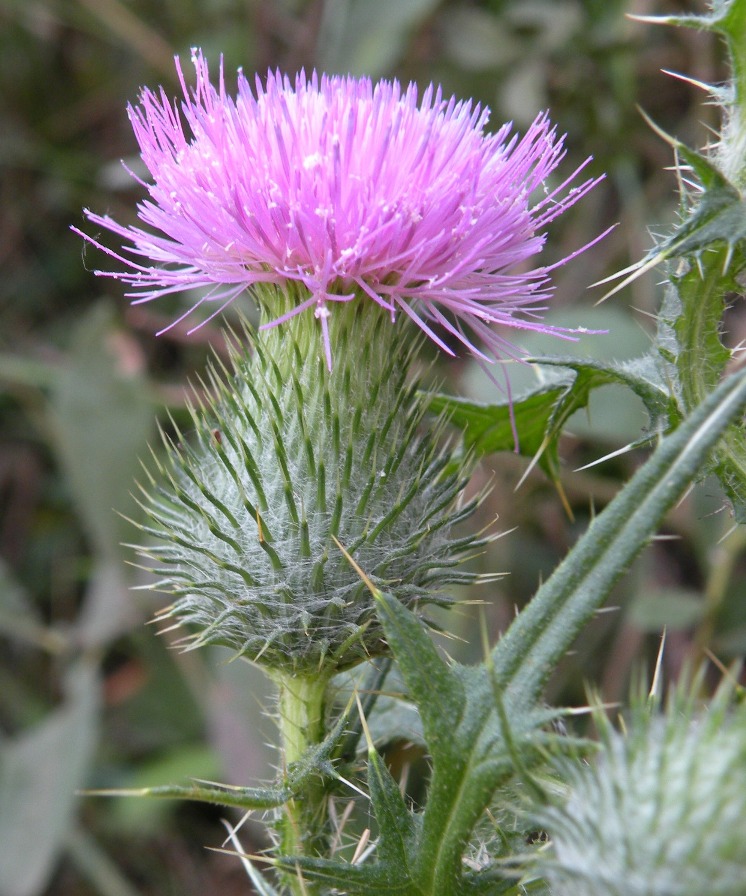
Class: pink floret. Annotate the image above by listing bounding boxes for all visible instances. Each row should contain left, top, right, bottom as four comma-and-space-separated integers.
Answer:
77, 50, 603, 366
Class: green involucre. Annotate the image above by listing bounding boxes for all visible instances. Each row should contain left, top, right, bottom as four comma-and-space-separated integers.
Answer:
134, 296, 482, 674
529, 681, 746, 896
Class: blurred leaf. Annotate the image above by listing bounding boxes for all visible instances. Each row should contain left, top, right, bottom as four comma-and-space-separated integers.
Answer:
0, 559, 63, 652
110, 632, 205, 753
628, 588, 705, 631
64, 827, 142, 896
0, 354, 57, 391
76, 559, 141, 650
713, 625, 746, 657
362, 692, 425, 751
374, 592, 548, 894
49, 302, 154, 563
505, 1, 581, 51
316, 0, 442, 76
0, 661, 99, 896
439, 8, 518, 71
205, 652, 275, 786
333, 662, 425, 752
512, 307, 651, 380
73, 0, 176, 78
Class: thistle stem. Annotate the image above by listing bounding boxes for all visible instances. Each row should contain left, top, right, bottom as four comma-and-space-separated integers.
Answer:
276, 672, 330, 896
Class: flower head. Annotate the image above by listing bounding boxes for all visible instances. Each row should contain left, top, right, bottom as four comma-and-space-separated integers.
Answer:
525, 681, 746, 896
79, 50, 600, 366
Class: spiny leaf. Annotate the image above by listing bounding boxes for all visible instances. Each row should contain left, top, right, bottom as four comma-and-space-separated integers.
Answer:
428, 383, 566, 471
373, 590, 549, 896
0, 661, 99, 896
493, 365, 746, 703
373, 590, 467, 761
632, 1, 746, 47
657, 244, 746, 519
85, 781, 291, 811
641, 129, 746, 258
273, 630, 539, 895
428, 352, 675, 480
595, 119, 746, 302
270, 853, 415, 896
367, 748, 419, 868
86, 711, 351, 814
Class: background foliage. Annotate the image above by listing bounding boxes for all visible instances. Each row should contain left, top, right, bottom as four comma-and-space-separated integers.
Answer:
1, 1, 742, 894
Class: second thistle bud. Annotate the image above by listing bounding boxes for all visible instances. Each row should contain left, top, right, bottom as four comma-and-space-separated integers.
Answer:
525, 681, 746, 896
135, 292, 482, 675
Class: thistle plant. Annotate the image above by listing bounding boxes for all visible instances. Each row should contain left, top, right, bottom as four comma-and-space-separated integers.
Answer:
76, 3, 746, 894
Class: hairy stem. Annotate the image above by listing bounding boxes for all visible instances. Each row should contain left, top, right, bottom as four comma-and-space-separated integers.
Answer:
276, 673, 330, 896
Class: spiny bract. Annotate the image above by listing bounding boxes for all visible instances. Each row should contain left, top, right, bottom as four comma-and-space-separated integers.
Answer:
134, 300, 484, 674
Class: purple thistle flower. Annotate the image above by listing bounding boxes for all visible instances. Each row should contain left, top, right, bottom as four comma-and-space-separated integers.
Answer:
77, 50, 602, 367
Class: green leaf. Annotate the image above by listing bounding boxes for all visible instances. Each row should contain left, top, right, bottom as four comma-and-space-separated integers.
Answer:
492, 366, 746, 704
0, 661, 99, 896
657, 251, 746, 519
428, 352, 674, 479
595, 127, 746, 522
367, 747, 419, 868
629, 121, 746, 259
88, 779, 291, 811
633, 0, 746, 48
599, 112, 746, 520
628, 588, 705, 631
596, 125, 746, 303
371, 592, 548, 896
270, 854, 410, 896
282, 592, 550, 896
278, 745, 422, 896
429, 382, 566, 465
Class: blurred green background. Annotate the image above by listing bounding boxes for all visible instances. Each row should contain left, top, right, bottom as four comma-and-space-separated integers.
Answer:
2, 0, 743, 893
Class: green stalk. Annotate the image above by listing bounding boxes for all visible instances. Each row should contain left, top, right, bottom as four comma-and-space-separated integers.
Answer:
718, 0, 746, 189
276, 672, 330, 896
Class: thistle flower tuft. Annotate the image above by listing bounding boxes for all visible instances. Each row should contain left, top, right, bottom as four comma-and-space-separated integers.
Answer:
78, 50, 601, 367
